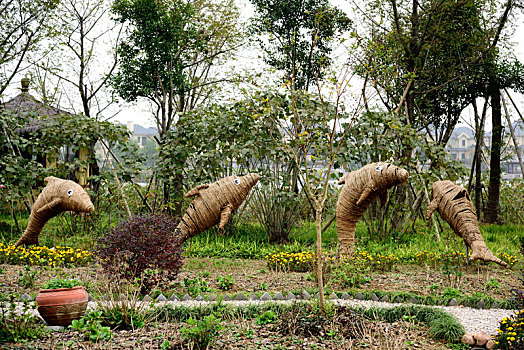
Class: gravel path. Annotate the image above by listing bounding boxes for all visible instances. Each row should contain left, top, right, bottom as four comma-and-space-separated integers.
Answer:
9, 298, 516, 336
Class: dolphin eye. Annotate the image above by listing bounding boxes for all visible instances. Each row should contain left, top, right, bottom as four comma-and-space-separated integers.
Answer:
67, 190, 74, 197
234, 179, 241, 185
375, 166, 382, 172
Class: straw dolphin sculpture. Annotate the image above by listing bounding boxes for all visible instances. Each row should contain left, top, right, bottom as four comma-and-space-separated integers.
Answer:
15, 176, 94, 247
177, 174, 260, 242
426, 180, 506, 266
336, 162, 409, 256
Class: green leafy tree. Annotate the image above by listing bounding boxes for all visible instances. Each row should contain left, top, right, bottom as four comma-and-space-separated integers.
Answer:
111, 0, 244, 139
251, 0, 351, 91
111, 0, 244, 213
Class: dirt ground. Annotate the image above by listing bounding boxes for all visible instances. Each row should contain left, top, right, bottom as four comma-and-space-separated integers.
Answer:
0, 257, 518, 300
2, 258, 516, 349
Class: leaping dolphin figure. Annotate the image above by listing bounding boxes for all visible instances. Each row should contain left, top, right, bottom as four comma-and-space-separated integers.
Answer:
15, 176, 94, 247
177, 174, 260, 242
336, 162, 409, 256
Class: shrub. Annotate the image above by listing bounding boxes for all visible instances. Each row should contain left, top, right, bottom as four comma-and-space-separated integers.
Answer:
180, 314, 224, 350
183, 277, 210, 296
0, 298, 45, 343
97, 214, 183, 294
255, 310, 278, 325
69, 311, 113, 342
329, 258, 372, 288
18, 266, 39, 288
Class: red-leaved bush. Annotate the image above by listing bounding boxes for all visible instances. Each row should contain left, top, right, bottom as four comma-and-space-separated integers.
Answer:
97, 214, 183, 293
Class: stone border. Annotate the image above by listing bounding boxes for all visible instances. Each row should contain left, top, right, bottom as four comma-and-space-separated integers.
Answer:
15, 290, 505, 310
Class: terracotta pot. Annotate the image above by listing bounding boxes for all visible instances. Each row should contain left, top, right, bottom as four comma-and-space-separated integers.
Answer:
36, 286, 88, 326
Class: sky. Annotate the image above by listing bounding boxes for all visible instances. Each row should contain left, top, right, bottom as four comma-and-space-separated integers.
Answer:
3, 0, 523, 130
115, 0, 524, 129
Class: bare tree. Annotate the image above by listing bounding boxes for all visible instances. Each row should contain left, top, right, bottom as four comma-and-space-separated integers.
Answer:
31, 0, 121, 119
0, 0, 59, 97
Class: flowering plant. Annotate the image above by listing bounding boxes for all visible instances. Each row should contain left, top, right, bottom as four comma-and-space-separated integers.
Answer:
495, 311, 524, 349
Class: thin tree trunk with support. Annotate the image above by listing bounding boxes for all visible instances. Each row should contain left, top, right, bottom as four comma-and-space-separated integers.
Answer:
484, 84, 502, 224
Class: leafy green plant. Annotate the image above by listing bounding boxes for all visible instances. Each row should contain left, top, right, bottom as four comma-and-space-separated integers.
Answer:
441, 288, 462, 299
256, 310, 278, 325
487, 277, 501, 291
216, 275, 235, 291
70, 311, 113, 342
180, 315, 224, 350
183, 277, 210, 296
258, 282, 268, 291
0, 298, 45, 343
329, 258, 372, 288
18, 266, 39, 288
42, 277, 82, 289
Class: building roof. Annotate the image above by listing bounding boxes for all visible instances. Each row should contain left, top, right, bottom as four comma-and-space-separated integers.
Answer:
133, 124, 157, 136
451, 126, 475, 138
3, 79, 72, 134
484, 120, 524, 137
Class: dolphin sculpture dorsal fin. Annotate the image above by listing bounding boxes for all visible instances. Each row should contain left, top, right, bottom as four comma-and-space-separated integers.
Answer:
37, 198, 62, 213
357, 186, 374, 206
185, 184, 209, 197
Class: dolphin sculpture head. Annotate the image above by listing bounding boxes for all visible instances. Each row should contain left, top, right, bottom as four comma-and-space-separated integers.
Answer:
217, 173, 260, 208
43, 176, 95, 214
370, 162, 409, 189
14, 176, 94, 247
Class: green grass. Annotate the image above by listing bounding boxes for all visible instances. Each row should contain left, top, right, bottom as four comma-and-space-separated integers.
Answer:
1, 210, 522, 262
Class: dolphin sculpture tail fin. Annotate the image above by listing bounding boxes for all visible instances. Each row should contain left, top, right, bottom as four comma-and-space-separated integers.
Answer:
470, 242, 507, 266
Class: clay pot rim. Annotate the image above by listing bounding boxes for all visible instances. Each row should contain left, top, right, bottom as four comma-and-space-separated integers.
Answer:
38, 286, 85, 293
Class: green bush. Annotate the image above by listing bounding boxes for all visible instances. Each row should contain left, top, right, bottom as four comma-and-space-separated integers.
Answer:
329, 258, 372, 288
182, 277, 210, 296
360, 305, 464, 343
180, 315, 224, 350
0, 299, 45, 343
42, 277, 82, 289
255, 310, 278, 325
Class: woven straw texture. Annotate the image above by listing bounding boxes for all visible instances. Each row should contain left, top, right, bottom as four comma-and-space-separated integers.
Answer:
15, 176, 94, 247
177, 173, 260, 242
336, 162, 409, 256
426, 180, 506, 266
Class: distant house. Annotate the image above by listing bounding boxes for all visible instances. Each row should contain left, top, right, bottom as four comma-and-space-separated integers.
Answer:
485, 120, 524, 179
447, 121, 524, 178
126, 121, 157, 148
447, 127, 476, 165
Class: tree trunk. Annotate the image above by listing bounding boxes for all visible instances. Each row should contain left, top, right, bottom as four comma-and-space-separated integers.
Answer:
484, 85, 502, 224
315, 207, 325, 314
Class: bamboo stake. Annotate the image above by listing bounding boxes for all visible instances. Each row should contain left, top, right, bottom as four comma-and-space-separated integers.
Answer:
98, 139, 153, 213
100, 141, 132, 219
501, 90, 524, 178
